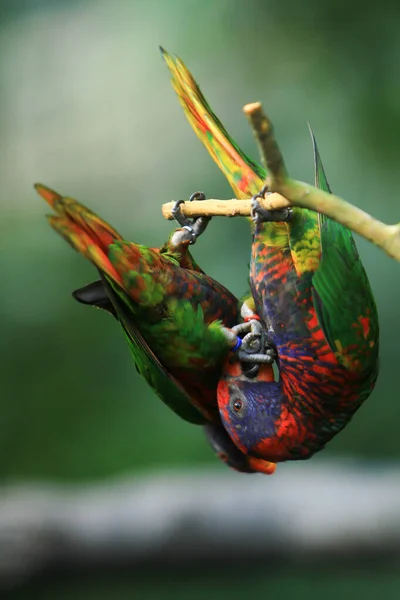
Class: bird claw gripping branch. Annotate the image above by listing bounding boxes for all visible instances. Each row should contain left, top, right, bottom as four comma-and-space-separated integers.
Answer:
251, 186, 293, 225
171, 191, 210, 245
230, 302, 277, 377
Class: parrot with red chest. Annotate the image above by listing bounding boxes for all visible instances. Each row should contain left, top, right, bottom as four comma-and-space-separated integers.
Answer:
218, 136, 379, 462
163, 48, 379, 465
35, 184, 276, 475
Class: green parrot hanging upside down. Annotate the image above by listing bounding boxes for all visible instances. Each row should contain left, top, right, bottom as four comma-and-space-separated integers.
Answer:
35, 184, 276, 475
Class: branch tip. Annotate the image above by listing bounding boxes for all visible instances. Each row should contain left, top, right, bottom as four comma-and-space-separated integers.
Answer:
243, 102, 262, 115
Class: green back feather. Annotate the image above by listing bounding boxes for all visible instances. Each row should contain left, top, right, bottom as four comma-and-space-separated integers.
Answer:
165, 299, 229, 368
102, 274, 206, 425
309, 130, 379, 373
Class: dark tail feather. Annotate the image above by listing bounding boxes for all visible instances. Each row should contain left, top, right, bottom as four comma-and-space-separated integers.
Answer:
72, 279, 117, 318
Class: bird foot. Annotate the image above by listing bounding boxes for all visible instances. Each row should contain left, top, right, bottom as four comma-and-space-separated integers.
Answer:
251, 185, 292, 225
171, 191, 210, 245
230, 315, 277, 372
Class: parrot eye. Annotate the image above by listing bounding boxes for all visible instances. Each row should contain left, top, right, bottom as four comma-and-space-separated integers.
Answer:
228, 388, 246, 417
230, 396, 245, 415
233, 399, 242, 412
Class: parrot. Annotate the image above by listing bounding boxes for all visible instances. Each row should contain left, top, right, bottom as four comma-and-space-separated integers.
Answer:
218, 136, 379, 462
162, 48, 379, 464
35, 184, 276, 475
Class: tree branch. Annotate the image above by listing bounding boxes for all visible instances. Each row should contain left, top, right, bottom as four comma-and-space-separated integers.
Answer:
162, 194, 289, 220
162, 102, 400, 262
243, 102, 288, 185
244, 101, 400, 261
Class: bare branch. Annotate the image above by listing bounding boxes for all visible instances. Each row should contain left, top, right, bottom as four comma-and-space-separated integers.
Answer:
243, 102, 287, 185
162, 194, 289, 220
161, 102, 400, 261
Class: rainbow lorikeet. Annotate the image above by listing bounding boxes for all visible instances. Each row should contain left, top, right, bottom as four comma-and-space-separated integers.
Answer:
218, 136, 379, 463
35, 184, 276, 475
162, 49, 379, 465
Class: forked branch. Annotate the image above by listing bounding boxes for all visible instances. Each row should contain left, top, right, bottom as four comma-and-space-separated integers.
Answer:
162, 102, 400, 261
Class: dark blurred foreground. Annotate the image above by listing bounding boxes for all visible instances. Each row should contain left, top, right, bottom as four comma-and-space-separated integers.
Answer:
5, 565, 400, 600
1, 462, 400, 597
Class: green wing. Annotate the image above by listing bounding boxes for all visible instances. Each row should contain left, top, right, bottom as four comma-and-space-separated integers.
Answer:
102, 274, 206, 425
309, 129, 379, 373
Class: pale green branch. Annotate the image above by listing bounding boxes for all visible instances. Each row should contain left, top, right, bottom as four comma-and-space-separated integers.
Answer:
162, 102, 400, 261
243, 101, 400, 262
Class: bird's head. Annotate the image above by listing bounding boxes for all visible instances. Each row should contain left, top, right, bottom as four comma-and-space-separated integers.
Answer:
217, 354, 281, 456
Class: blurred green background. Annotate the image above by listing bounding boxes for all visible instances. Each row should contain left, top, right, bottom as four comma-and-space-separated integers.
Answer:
1, 0, 399, 597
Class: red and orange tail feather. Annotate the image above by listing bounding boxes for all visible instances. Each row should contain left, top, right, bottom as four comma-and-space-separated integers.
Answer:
162, 50, 289, 243
107, 242, 172, 305
34, 183, 65, 213
36, 183, 123, 285
161, 49, 266, 200
35, 183, 122, 243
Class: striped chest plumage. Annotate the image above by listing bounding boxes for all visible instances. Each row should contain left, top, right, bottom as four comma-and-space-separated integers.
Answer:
247, 219, 378, 461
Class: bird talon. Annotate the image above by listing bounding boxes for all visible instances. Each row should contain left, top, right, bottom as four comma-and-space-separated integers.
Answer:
231, 322, 251, 336
188, 191, 206, 203
237, 350, 275, 364
234, 317, 263, 350
241, 331, 263, 354
241, 363, 261, 379
251, 187, 292, 224
239, 325, 277, 366
171, 192, 210, 245
171, 199, 187, 227
228, 316, 277, 366
249, 319, 263, 337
